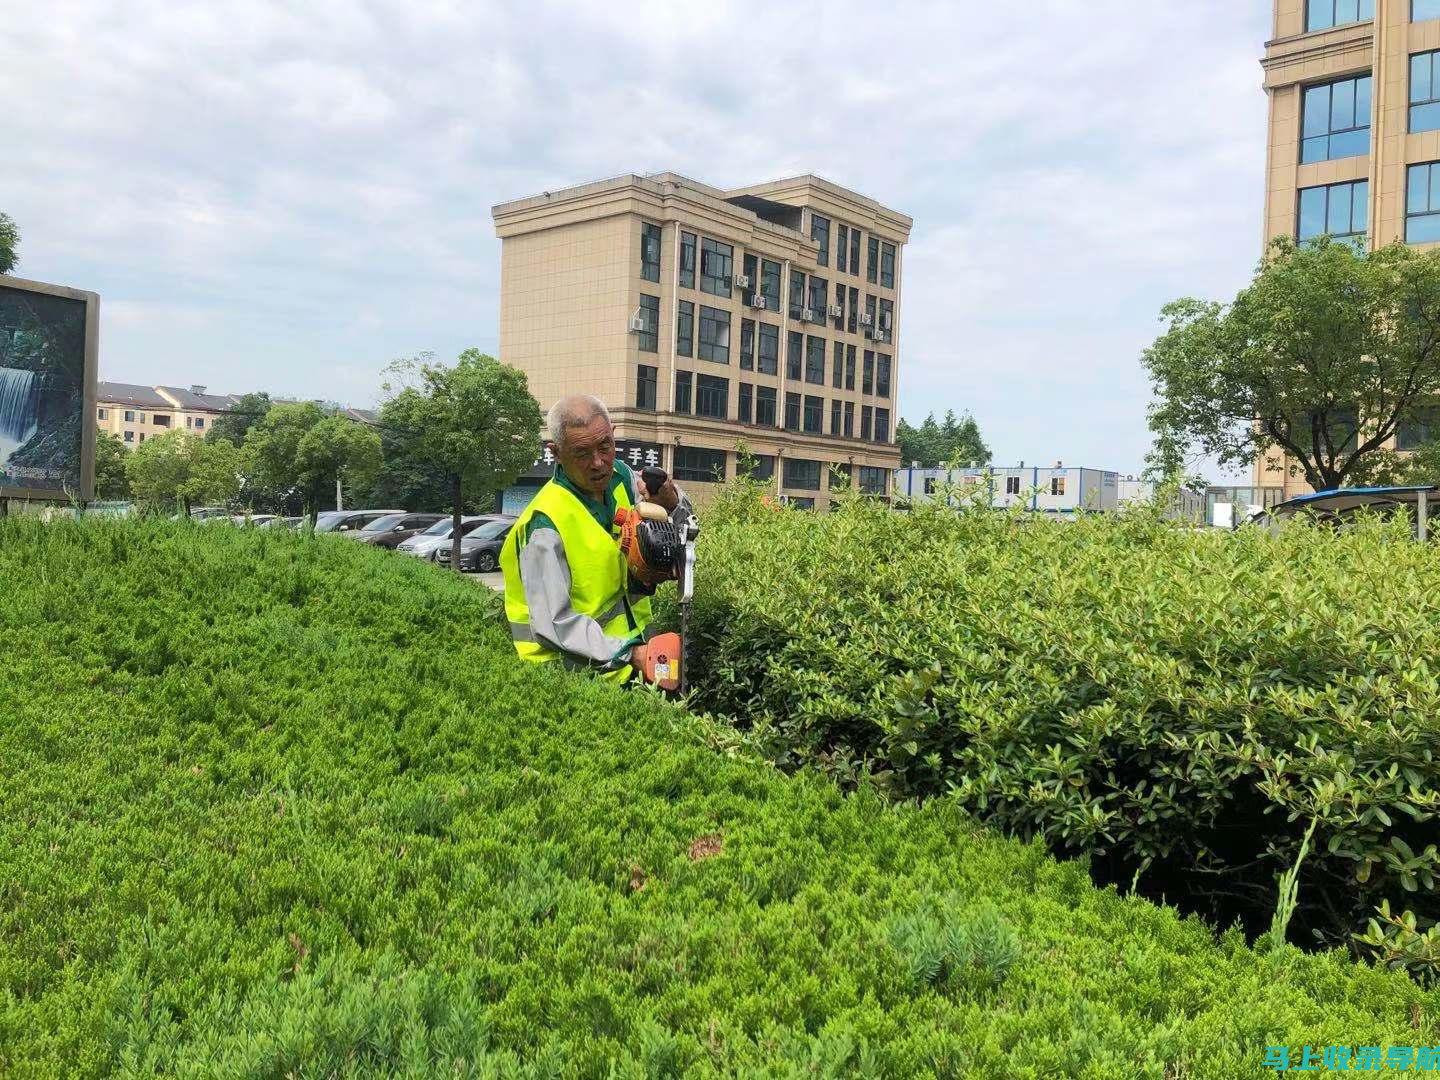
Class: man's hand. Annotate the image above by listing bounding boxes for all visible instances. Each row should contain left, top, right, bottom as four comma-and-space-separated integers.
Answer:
646, 476, 680, 514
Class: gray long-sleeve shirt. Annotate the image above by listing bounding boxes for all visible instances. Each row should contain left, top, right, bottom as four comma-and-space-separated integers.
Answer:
517, 462, 693, 671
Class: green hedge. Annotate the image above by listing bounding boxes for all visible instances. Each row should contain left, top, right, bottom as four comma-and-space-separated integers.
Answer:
674, 487, 1440, 952
1, 519, 1436, 1078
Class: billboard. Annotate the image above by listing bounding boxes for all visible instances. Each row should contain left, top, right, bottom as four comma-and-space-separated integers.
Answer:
0, 276, 98, 502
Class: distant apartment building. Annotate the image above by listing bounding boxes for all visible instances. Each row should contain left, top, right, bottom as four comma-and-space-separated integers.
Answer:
1256, 0, 1440, 496
895, 464, 1122, 516
492, 173, 910, 510
96, 384, 239, 446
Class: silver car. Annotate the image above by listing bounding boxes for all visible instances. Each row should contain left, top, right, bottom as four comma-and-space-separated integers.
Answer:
397, 515, 499, 560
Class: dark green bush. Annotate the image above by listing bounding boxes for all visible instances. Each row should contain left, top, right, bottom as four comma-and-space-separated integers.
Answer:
673, 486, 1440, 950
1, 518, 1436, 1077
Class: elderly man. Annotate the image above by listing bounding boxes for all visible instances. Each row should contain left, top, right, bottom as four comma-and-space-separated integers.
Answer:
499, 394, 693, 683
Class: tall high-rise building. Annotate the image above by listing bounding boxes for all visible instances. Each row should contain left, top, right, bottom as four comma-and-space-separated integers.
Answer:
1257, 0, 1440, 494
492, 173, 911, 510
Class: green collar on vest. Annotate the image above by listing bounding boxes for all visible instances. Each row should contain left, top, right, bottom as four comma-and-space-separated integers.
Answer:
552, 461, 635, 534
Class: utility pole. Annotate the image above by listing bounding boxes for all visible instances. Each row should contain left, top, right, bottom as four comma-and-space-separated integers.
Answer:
335, 476, 343, 512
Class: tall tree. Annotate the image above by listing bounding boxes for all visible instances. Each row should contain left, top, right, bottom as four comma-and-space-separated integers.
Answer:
93, 430, 129, 500
294, 415, 382, 520
206, 392, 271, 447
1144, 237, 1440, 491
380, 349, 542, 570
240, 401, 326, 520
898, 410, 991, 468
125, 430, 239, 515
0, 212, 18, 275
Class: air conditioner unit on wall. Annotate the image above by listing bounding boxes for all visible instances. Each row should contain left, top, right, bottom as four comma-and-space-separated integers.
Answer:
751, 294, 767, 310
802, 308, 817, 322
735, 274, 751, 289
628, 311, 647, 333
827, 304, 843, 318
859, 312, 874, 326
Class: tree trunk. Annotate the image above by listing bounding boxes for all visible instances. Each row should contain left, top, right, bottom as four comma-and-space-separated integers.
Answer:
182, 495, 191, 518
450, 473, 463, 572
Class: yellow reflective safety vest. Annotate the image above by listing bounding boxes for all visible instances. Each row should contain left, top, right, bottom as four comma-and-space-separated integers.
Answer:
499, 469, 652, 683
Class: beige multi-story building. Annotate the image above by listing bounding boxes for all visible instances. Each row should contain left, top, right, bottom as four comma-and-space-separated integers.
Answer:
492, 173, 911, 510
1257, 0, 1440, 495
96, 383, 239, 446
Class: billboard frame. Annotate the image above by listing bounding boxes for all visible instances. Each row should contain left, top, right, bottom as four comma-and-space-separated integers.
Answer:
0, 275, 98, 504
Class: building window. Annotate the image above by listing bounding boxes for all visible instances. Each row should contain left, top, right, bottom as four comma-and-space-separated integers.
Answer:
638, 294, 659, 352
674, 446, 727, 483
740, 453, 775, 481
1413, 51, 1440, 133
738, 382, 753, 423
786, 496, 815, 509
807, 276, 827, 319
1301, 75, 1372, 163
880, 242, 896, 288
743, 253, 758, 296
830, 399, 842, 434
185, 416, 194, 428
789, 269, 805, 319
865, 293, 877, 334
740, 318, 755, 370
123, 430, 134, 443
850, 229, 861, 275
1420, 0, 1440, 22
832, 341, 844, 388
758, 323, 779, 375
641, 222, 662, 282
857, 466, 887, 496
761, 259, 782, 311
97, 407, 107, 420
1307, 0, 1373, 31
679, 232, 697, 289
124, 410, 136, 423
803, 394, 823, 434
861, 405, 873, 441
848, 286, 859, 333
699, 305, 731, 364
805, 336, 826, 384
757, 386, 778, 427
195, 417, 204, 428
924, 477, 938, 495
1051, 475, 1067, 496
875, 408, 890, 444
677, 300, 695, 357
836, 224, 849, 273
1397, 405, 1440, 448
863, 350, 875, 394
879, 298, 894, 337
637, 365, 658, 410
877, 354, 892, 398
696, 373, 729, 419
787, 331, 803, 379
783, 457, 821, 490
1407, 162, 1440, 243
845, 345, 856, 391
834, 281, 845, 328
1298, 180, 1368, 245
867, 235, 879, 283
1006, 475, 1021, 495
700, 237, 733, 297
138, 433, 146, 443
675, 370, 693, 414
844, 401, 854, 438
811, 213, 830, 266
785, 391, 801, 431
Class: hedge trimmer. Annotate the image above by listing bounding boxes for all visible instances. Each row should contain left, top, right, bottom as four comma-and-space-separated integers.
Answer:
613, 466, 699, 693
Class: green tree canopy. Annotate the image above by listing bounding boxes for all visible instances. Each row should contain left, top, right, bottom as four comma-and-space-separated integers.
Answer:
897, 409, 992, 468
206, 392, 271, 447
93, 431, 129, 500
0, 212, 18, 275
1144, 237, 1440, 491
125, 430, 239, 515
239, 401, 380, 523
295, 415, 382, 518
380, 349, 542, 568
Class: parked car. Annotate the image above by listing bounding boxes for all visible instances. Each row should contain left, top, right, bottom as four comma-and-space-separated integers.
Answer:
312, 509, 405, 534
257, 516, 303, 530
179, 507, 230, 522
396, 515, 499, 561
349, 512, 448, 549
435, 517, 516, 572
230, 513, 277, 527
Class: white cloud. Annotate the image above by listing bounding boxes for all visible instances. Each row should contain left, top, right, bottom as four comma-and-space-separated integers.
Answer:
2, 0, 1271, 474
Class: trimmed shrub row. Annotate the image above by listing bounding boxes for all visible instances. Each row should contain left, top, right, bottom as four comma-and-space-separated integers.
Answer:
0, 518, 1435, 1077
673, 487, 1440, 953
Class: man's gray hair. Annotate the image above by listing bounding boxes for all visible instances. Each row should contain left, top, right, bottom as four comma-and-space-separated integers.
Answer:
547, 394, 611, 448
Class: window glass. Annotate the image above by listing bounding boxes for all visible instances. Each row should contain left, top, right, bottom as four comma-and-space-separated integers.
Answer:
637, 365, 657, 410
803, 394, 823, 434
848, 286, 859, 333
638, 294, 659, 352
641, 222, 661, 282
789, 269, 805, 319
679, 232, 696, 289
740, 318, 755, 370
761, 259, 782, 310
738, 382, 753, 423
811, 213, 830, 266
850, 229, 861, 275
836, 224, 849, 272
875, 408, 890, 443
696, 374, 728, 419
1307, 0, 1372, 30
807, 276, 827, 318
845, 344, 856, 390
758, 323, 779, 375
1005, 475, 1021, 495
880, 242, 896, 288
675, 370, 692, 413
843, 401, 855, 437
698, 306, 731, 364
805, 336, 826, 384
1397, 404, 1440, 448
857, 467, 887, 495
833, 341, 844, 388
783, 458, 821, 490
861, 405, 873, 440
740, 453, 775, 481
834, 282, 846, 327
674, 446, 727, 482
785, 391, 801, 431
787, 331, 803, 379
700, 238, 733, 296
1407, 163, 1440, 242
1051, 476, 1067, 496
863, 350, 875, 394
1301, 76, 1371, 163
677, 300, 694, 357
1413, 51, 1440, 132
831, 399, 842, 434
877, 354, 892, 398
756, 386, 778, 427
867, 236, 879, 283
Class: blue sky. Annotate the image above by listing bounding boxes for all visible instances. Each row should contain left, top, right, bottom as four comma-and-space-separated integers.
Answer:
3, 1, 1271, 478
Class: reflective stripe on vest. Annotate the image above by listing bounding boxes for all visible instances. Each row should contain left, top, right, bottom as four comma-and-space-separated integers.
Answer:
498, 471, 648, 677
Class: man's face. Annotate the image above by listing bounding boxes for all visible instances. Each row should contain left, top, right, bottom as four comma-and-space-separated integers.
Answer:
555, 414, 616, 500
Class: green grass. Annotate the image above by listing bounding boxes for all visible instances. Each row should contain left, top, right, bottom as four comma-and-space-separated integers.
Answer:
0, 518, 1435, 1078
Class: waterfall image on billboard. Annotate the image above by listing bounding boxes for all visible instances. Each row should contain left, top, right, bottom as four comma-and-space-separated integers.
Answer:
0, 285, 86, 492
